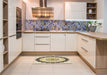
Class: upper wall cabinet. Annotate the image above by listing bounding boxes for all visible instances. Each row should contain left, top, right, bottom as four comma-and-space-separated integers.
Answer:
65, 2, 86, 20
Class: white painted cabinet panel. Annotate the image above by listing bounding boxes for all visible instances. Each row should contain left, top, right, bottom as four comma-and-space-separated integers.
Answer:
35, 33, 51, 51
65, 2, 86, 19
22, 33, 35, 51
35, 37, 50, 44
16, 38, 22, 54
0, 0, 3, 38
8, 36, 17, 64
8, 0, 16, 36
78, 35, 96, 68
35, 45, 50, 51
66, 34, 77, 51
0, 40, 3, 72
51, 33, 66, 51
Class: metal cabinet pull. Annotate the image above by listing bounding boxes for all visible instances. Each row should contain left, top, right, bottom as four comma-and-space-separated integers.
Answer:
35, 36, 49, 38
81, 38, 88, 42
81, 47, 88, 52
36, 43, 49, 45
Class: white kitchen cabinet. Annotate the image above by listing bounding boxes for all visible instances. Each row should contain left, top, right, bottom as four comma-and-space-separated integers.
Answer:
78, 35, 96, 68
16, 38, 22, 54
65, 2, 86, 19
8, 36, 17, 64
0, 40, 3, 73
51, 33, 66, 51
8, 0, 16, 36
35, 33, 51, 51
66, 34, 77, 51
0, 0, 3, 39
22, 33, 35, 51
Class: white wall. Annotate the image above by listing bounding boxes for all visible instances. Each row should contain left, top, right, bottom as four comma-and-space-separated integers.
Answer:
16, 0, 23, 8
23, 0, 39, 20
23, 0, 94, 20
104, 0, 107, 33
48, 0, 65, 20
94, 0, 104, 32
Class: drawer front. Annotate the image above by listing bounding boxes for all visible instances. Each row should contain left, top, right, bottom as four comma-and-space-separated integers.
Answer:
35, 45, 50, 51
35, 33, 50, 37
35, 37, 50, 44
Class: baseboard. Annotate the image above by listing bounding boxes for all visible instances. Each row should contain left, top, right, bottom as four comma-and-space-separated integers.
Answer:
21, 51, 78, 56
78, 53, 96, 73
0, 52, 22, 75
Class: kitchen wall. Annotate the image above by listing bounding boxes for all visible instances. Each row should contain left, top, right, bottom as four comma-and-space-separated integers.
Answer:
104, 0, 107, 33
94, 0, 104, 32
25, 20, 97, 32
23, 0, 94, 20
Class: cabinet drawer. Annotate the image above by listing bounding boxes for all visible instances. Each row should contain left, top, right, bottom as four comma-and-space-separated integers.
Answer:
35, 45, 50, 51
35, 33, 50, 37
35, 37, 50, 44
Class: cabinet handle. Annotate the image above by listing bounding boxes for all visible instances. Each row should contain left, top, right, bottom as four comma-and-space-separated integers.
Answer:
81, 38, 88, 42
35, 36, 49, 38
36, 44, 49, 45
9, 34, 16, 37
81, 47, 88, 52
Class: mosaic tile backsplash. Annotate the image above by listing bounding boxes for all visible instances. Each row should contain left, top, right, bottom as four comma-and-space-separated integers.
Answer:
25, 20, 90, 31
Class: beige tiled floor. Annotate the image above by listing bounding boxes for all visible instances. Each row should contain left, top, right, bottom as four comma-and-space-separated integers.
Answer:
2, 55, 96, 75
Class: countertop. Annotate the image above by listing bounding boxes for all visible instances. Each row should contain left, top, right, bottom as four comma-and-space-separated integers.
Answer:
22, 31, 107, 40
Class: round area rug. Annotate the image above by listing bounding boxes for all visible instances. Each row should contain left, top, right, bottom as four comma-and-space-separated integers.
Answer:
36, 56, 69, 64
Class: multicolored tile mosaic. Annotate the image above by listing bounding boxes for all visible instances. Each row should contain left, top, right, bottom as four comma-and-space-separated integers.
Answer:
25, 20, 91, 31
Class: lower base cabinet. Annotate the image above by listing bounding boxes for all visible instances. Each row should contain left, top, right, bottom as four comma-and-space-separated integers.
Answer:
16, 38, 22, 54
8, 36, 17, 64
51, 33, 66, 51
66, 34, 77, 51
0, 52, 3, 73
0, 40, 3, 73
22, 33, 35, 51
35, 33, 51, 51
22, 33, 78, 52
0, 40, 3, 72
78, 35, 96, 68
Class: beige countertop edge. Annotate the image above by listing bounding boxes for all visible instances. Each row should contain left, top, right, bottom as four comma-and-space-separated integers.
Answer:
22, 31, 107, 40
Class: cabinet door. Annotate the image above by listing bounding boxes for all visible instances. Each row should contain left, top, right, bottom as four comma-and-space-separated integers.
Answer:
51, 33, 66, 51
0, 40, 3, 72
66, 34, 77, 51
8, 0, 16, 36
8, 36, 17, 64
22, 33, 35, 51
0, 0, 3, 38
16, 38, 22, 54
65, 2, 86, 19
